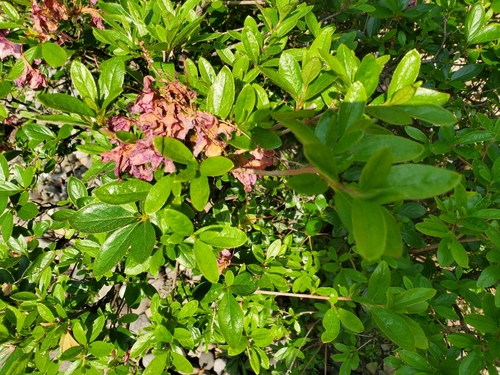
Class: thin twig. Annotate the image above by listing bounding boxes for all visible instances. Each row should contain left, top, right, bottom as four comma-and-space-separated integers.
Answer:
255, 290, 351, 301
408, 237, 482, 253
232, 167, 319, 176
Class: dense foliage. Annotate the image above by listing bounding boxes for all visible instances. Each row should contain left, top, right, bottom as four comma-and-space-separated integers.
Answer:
1, 0, 500, 374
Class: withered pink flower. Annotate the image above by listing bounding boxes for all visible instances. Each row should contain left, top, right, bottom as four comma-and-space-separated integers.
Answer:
32, 0, 68, 41
0, 30, 22, 60
232, 149, 275, 192
217, 249, 233, 274
14, 61, 47, 90
107, 115, 132, 132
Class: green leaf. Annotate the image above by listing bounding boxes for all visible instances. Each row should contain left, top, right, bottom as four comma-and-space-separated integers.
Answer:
352, 199, 386, 261
356, 54, 385, 97
128, 221, 156, 263
368, 261, 391, 303
23, 123, 55, 141
351, 135, 424, 163
69, 203, 135, 233
218, 292, 244, 348
382, 208, 403, 257
304, 142, 338, 182
94, 179, 152, 205
195, 224, 247, 248
194, 240, 219, 283
337, 81, 366, 136
163, 208, 194, 236
144, 175, 173, 215
371, 308, 414, 350
98, 57, 125, 103
35, 114, 89, 126
459, 351, 483, 375
406, 87, 450, 106
389, 85, 417, 105
366, 105, 413, 125
387, 49, 420, 100
38, 94, 96, 117
143, 352, 167, 375
279, 51, 303, 99
465, 4, 485, 43
301, 57, 322, 87
450, 64, 483, 81
399, 351, 432, 372
234, 84, 256, 124
94, 223, 138, 277
477, 265, 500, 288
17, 202, 38, 220
67, 176, 87, 206
470, 23, 500, 44
392, 288, 436, 311
171, 352, 194, 374
251, 328, 274, 347
359, 147, 392, 190
464, 314, 497, 333
190, 175, 210, 211
41, 42, 67, 68
286, 174, 329, 195
207, 66, 235, 119
242, 27, 261, 63
366, 164, 461, 204
249, 127, 282, 149
321, 308, 340, 343
0, 181, 21, 197
154, 137, 197, 165
450, 238, 469, 268
71, 61, 97, 102
200, 156, 234, 176
178, 300, 199, 320
338, 308, 364, 333
232, 272, 259, 295
397, 104, 457, 125
400, 315, 428, 350
319, 49, 349, 84
337, 44, 358, 83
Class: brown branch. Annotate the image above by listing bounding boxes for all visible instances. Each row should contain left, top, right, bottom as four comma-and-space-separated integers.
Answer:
409, 237, 482, 254
255, 290, 351, 301
232, 167, 319, 176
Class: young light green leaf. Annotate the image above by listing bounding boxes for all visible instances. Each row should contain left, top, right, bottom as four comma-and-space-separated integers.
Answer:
338, 308, 364, 333
128, 221, 156, 263
286, 174, 329, 195
94, 179, 152, 205
279, 51, 303, 99
470, 24, 500, 44
465, 4, 485, 43
200, 156, 234, 176
234, 84, 256, 124
67, 176, 87, 206
143, 352, 167, 375
387, 49, 420, 100
218, 292, 244, 348
337, 81, 366, 136
194, 240, 219, 283
163, 208, 194, 236
207, 66, 235, 119
41, 42, 67, 68
171, 352, 194, 374
98, 57, 125, 102
195, 224, 247, 248
190, 175, 210, 211
352, 198, 386, 261
71, 60, 97, 102
397, 104, 456, 125
242, 27, 261, 64
355, 54, 384, 97
154, 137, 197, 165
321, 308, 340, 343
301, 57, 322, 87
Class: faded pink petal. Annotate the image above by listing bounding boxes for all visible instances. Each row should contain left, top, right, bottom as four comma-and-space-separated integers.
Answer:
0, 30, 22, 60
107, 115, 132, 132
231, 149, 275, 191
90, 15, 105, 29
14, 64, 47, 90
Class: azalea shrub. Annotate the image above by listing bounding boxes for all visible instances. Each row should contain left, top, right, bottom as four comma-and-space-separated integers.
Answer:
1, 0, 500, 374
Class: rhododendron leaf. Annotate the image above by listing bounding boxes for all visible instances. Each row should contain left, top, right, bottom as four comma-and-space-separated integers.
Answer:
200, 156, 234, 177
190, 175, 210, 211
154, 137, 197, 166
38, 94, 96, 117
144, 175, 173, 215
194, 240, 219, 283
71, 60, 97, 102
94, 180, 152, 205
41, 42, 67, 68
69, 203, 135, 233
162, 208, 194, 236
207, 66, 235, 119
195, 225, 247, 248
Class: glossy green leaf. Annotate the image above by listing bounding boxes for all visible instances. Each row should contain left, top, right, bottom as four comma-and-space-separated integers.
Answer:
143, 352, 167, 375
190, 175, 210, 211
464, 314, 497, 333
232, 272, 259, 296
98, 57, 125, 103
368, 261, 390, 303
365, 105, 413, 125
194, 240, 219, 283
382, 208, 403, 257
242, 27, 260, 63
400, 315, 428, 350
450, 64, 483, 81
337, 44, 358, 83
259, 66, 297, 96
397, 104, 457, 125
67, 176, 87, 206
371, 308, 414, 350
178, 300, 199, 320
352, 199, 386, 260
94, 223, 138, 277
470, 23, 500, 44
144, 175, 173, 215
387, 49, 420, 99
465, 4, 485, 43
218, 292, 244, 348
163, 208, 194, 236
94, 179, 152, 205
154, 137, 197, 165
389, 85, 417, 105
207, 66, 235, 119
0, 181, 22, 197
279, 51, 303, 99
128, 221, 156, 263
459, 351, 482, 375
356, 54, 384, 97
337, 81, 366, 136
406, 87, 450, 106
450, 238, 469, 268
200, 156, 234, 176
17, 202, 38, 220
38, 94, 96, 117
359, 147, 392, 190
71, 60, 97, 102
41, 42, 67, 68
301, 57, 322, 87
392, 288, 436, 311
286, 174, 329, 195
234, 84, 256, 124
69, 203, 135, 233
304, 142, 338, 182
350, 135, 424, 162
195, 224, 247, 248
319, 49, 349, 84
477, 265, 500, 288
